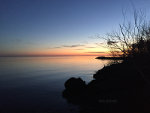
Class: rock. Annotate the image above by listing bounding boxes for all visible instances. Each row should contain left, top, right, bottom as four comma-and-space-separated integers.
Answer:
64, 77, 86, 92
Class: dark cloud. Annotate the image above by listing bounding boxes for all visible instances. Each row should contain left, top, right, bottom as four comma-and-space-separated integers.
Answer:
95, 43, 105, 46
62, 44, 85, 48
86, 47, 96, 48
51, 44, 85, 49
74, 49, 84, 50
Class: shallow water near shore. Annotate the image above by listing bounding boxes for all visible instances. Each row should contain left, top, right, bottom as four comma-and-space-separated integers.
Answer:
0, 56, 110, 113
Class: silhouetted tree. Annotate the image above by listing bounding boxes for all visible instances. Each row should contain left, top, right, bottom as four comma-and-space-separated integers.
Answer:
100, 10, 150, 58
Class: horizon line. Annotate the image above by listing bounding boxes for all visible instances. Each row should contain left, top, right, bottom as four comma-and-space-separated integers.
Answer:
0, 55, 107, 57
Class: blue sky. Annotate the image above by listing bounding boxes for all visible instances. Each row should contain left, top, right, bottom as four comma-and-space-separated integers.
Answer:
0, 0, 150, 56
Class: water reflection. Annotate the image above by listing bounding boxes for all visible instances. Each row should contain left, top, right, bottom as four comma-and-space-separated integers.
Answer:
0, 56, 110, 113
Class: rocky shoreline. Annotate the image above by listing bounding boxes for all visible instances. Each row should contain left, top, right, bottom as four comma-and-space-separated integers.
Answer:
62, 57, 150, 113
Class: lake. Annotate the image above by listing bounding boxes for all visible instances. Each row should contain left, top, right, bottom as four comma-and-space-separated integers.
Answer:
0, 56, 110, 113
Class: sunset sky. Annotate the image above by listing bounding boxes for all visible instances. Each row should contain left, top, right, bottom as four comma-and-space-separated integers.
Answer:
0, 0, 150, 56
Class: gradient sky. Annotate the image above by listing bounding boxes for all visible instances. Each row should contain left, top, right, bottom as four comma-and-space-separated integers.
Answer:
0, 0, 150, 56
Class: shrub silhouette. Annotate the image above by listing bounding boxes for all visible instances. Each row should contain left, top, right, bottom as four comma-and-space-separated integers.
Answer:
62, 10, 150, 113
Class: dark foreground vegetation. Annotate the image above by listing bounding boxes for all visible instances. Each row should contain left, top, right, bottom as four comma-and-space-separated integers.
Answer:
63, 51, 150, 113
62, 11, 150, 113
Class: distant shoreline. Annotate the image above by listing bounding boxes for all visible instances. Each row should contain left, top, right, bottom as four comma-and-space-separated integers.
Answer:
96, 56, 124, 60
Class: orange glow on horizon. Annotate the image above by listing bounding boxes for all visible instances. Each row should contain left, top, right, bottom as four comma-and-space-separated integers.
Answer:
0, 46, 110, 56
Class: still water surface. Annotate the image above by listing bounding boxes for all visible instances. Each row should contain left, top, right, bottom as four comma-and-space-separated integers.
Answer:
0, 56, 110, 113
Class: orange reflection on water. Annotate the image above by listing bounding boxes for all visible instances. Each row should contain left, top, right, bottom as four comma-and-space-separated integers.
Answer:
0, 56, 110, 72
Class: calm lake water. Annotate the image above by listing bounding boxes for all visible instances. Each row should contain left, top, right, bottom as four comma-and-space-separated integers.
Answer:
0, 56, 110, 113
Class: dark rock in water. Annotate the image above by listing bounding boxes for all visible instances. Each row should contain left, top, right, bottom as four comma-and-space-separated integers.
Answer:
64, 77, 86, 91
63, 77, 86, 104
